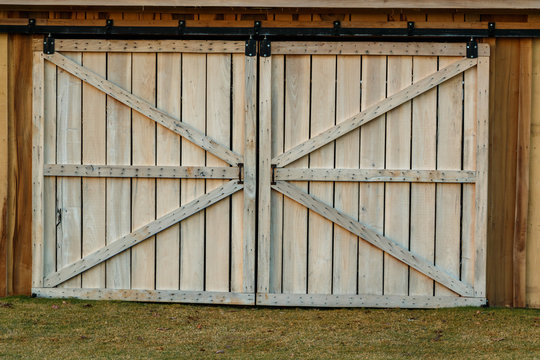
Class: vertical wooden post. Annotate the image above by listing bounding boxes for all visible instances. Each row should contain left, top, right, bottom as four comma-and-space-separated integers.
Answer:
475, 57, 490, 299
0, 34, 8, 296
243, 54, 257, 294
513, 39, 532, 308
258, 55, 272, 294
31, 51, 44, 289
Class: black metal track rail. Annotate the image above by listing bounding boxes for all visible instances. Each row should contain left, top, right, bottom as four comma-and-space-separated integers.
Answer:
1, 20, 540, 39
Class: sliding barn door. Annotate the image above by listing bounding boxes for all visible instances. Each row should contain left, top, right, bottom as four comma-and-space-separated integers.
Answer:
257, 42, 490, 308
32, 40, 256, 304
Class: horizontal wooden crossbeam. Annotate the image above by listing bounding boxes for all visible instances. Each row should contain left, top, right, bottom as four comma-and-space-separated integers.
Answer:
272, 181, 475, 297
33, 287, 255, 305
272, 57, 478, 167
44, 164, 239, 179
274, 168, 476, 183
256, 293, 486, 308
44, 52, 243, 166
43, 180, 242, 287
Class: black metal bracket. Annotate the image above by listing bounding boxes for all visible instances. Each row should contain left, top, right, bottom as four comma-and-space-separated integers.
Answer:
178, 20, 186, 35
407, 21, 415, 36
488, 22, 496, 37
238, 163, 244, 184
28, 18, 36, 34
254, 21, 261, 36
466, 38, 478, 58
43, 34, 55, 54
106, 19, 113, 35
271, 164, 276, 185
333, 20, 341, 36
260, 37, 271, 57
245, 37, 256, 56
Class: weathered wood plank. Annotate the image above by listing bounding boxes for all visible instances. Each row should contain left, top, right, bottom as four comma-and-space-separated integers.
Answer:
272, 57, 477, 167
45, 164, 238, 179
272, 42, 490, 57
256, 293, 486, 308
257, 55, 272, 294
44, 180, 243, 288
435, 56, 463, 297
44, 52, 242, 166
269, 55, 285, 294
282, 55, 310, 294
105, 52, 131, 290
243, 55, 257, 293
513, 39, 532, 307
230, 53, 245, 293
81, 52, 106, 289
31, 51, 44, 288
475, 56, 489, 298
33, 287, 255, 305
56, 51, 82, 289
409, 56, 437, 296
43, 55, 57, 283
131, 52, 156, 290
308, 55, 335, 295
155, 52, 181, 290
272, 181, 475, 297
274, 168, 476, 183
45, 40, 246, 53
333, 54, 360, 295
0, 34, 8, 295
180, 53, 206, 291
384, 55, 412, 296
358, 54, 385, 296
205, 53, 231, 292
461, 63, 478, 290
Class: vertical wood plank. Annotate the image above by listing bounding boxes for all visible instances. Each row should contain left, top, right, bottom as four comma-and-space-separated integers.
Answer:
0, 34, 8, 295
410, 57, 437, 296
156, 52, 181, 290
270, 55, 285, 294
476, 56, 490, 299
462, 64, 478, 288
435, 56, 463, 296
106, 52, 131, 290
358, 55, 386, 296
333, 55, 360, 295
526, 38, 540, 308
81, 52, 106, 289
243, 55, 257, 294
384, 55, 412, 296
43, 59, 56, 282
8, 35, 33, 295
205, 53, 231, 292
31, 51, 44, 288
56, 51, 82, 289
231, 53, 245, 293
282, 55, 310, 294
180, 53, 205, 291
258, 55, 272, 294
308, 55, 335, 295
513, 39, 532, 307
131, 53, 156, 290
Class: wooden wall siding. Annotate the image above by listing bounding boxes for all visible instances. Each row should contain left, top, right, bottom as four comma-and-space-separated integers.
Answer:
527, 39, 540, 308
0, 34, 7, 297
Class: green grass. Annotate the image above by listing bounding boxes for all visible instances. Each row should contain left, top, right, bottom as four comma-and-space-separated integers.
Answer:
0, 296, 538, 359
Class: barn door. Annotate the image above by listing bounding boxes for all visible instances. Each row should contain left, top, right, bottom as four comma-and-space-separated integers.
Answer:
257, 42, 490, 308
32, 40, 256, 304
